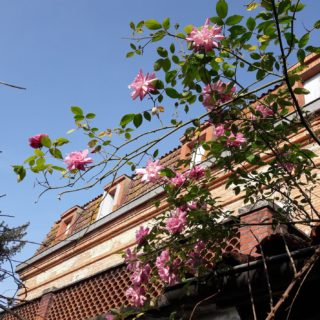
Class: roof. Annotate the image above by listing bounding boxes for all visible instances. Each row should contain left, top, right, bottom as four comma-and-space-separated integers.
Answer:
33, 145, 182, 256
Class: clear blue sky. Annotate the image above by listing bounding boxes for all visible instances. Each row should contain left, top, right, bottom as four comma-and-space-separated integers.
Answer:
0, 0, 319, 297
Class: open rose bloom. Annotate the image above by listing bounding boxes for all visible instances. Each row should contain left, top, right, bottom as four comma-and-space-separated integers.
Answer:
64, 149, 93, 171
256, 104, 274, 118
186, 18, 224, 52
135, 159, 163, 183
128, 69, 157, 100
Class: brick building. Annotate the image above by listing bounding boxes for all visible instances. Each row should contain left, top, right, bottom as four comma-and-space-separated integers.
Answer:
2, 54, 320, 320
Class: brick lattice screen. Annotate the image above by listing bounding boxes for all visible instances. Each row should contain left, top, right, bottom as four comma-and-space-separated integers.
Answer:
46, 265, 162, 320
0, 299, 40, 320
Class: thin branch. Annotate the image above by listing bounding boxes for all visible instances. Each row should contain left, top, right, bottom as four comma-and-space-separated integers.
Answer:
250, 230, 273, 311
0, 81, 26, 90
189, 291, 219, 320
265, 246, 320, 320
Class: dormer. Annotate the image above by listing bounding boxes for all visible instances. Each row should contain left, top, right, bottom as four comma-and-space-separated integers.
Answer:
96, 175, 131, 220
55, 205, 83, 241
180, 122, 214, 167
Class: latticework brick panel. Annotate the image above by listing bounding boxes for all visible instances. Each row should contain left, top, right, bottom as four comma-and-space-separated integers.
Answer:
46, 264, 162, 320
0, 298, 40, 320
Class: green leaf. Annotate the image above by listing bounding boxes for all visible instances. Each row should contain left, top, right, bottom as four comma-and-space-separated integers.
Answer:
210, 17, 224, 26
49, 148, 63, 159
226, 15, 243, 26
54, 137, 69, 146
294, 87, 310, 95
120, 114, 135, 128
162, 58, 171, 72
216, 0, 228, 19
70, 106, 83, 115
67, 128, 76, 134
300, 149, 317, 158
290, 3, 305, 12
125, 132, 131, 140
299, 33, 310, 48
145, 19, 162, 30
126, 51, 134, 58
133, 113, 143, 128
297, 49, 306, 65
184, 24, 193, 34
24, 155, 37, 164
160, 168, 175, 178
153, 149, 159, 158
52, 166, 66, 173
34, 149, 44, 157
36, 157, 46, 169
247, 2, 259, 11
143, 111, 151, 121
103, 140, 111, 146
152, 30, 166, 42
246, 17, 256, 31
13, 165, 26, 182
162, 17, 170, 30
41, 136, 51, 148
314, 20, 320, 29
74, 114, 85, 121
88, 139, 98, 148
165, 88, 180, 99
86, 113, 96, 119
170, 43, 175, 53
157, 47, 168, 58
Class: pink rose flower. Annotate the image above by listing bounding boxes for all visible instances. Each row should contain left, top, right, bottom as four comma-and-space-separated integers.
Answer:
187, 165, 205, 180
226, 132, 246, 147
202, 80, 236, 111
214, 124, 226, 138
125, 286, 147, 307
215, 125, 246, 147
278, 153, 295, 172
170, 172, 186, 187
135, 226, 150, 245
105, 315, 114, 320
156, 249, 178, 285
165, 208, 187, 234
135, 159, 163, 183
281, 162, 295, 172
128, 69, 157, 101
186, 18, 224, 52
256, 104, 274, 118
124, 248, 139, 271
186, 201, 197, 211
131, 262, 151, 286
64, 149, 93, 171
194, 240, 205, 254
186, 240, 205, 272
28, 134, 48, 149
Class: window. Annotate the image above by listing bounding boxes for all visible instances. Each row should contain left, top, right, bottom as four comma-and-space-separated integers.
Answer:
97, 185, 120, 219
56, 206, 79, 241
304, 74, 320, 104
64, 219, 72, 236
190, 145, 205, 167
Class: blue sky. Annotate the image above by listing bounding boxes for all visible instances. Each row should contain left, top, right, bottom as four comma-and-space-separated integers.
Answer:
0, 0, 319, 297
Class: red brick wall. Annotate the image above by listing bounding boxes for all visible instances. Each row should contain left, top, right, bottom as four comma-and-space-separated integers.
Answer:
239, 205, 274, 255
